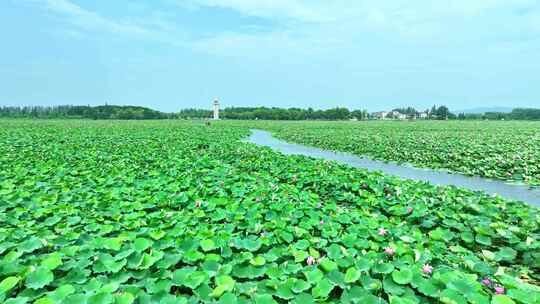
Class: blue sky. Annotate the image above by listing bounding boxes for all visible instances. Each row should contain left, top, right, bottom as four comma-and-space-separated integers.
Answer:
1, 0, 539, 112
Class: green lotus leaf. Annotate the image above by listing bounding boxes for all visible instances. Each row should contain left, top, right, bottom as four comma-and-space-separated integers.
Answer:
243, 239, 262, 252
327, 269, 345, 287
159, 294, 188, 304
133, 238, 153, 252
218, 292, 238, 304
304, 268, 324, 284
0, 276, 20, 295
149, 230, 166, 240
194, 284, 213, 302
250, 256, 266, 266
26, 267, 54, 289
18, 237, 43, 254
47, 284, 75, 302
508, 288, 540, 304
102, 238, 124, 251
344, 267, 361, 283
183, 250, 205, 263
34, 298, 54, 304
491, 295, 516, 304
40, 253, 62, 271
275, 280, 295, 300
185, 271, 208, 290
466, 292, 489, 304
373, 263, 394, 274
417, 279, 442, 297
172, 267, 196, 285
200, 239, 217, 252
383, 275, 405, 295
4, 297, 30, 304
320, 259, 337, 272
291, 293, 314, 304
356, 257, 371, 272
440, 289, 467, 304
475, 235, 492, 246
392, 268, 413, 285
254, 294, 277, 304
447, 278, 480, 296
495, 247, 517, 261
360, 275, 382, 291
211, 275, 235, 298
137, 251, 162, 270
88, 292, 113, 304
312, 278, 334, 299
294, 240, 310, 250
64, 293, 89, 304
292, 279, 310, 293
389, 295, 419, 304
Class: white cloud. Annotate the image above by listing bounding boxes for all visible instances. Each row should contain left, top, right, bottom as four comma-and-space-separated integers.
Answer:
26, 0, 185, 45
41, 0, 152, 34
23, 0, 540, 61
180, 0, 328, 22
186, 0, 540, 61
183, 0, 540, 36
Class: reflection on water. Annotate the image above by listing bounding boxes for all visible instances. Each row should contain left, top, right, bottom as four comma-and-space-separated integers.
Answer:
246, 129, 540, 207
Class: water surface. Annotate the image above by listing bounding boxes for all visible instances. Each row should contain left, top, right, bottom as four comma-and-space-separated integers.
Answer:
246, 129, 540, 207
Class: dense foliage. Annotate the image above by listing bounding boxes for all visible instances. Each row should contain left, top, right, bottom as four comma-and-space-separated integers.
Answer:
178, 107, 365, 120
3, 105, 539, 121
0, 120, 539, 304
458, 109, 540, 121
243, 120, 540, 186
0, 105, 167, 120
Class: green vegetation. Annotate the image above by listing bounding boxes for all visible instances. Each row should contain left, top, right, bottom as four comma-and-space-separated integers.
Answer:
247, 120, 540, 186
179, 107, 362, 120
3, 105, 540, 121
0, 119, 539, 304
0, 105, 167, 120
459, 109, 540, 121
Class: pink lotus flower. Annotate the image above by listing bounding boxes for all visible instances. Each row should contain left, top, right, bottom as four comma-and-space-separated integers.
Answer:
306, 256, 316, 266
481, 278, 492, 286
317, 203, 322, 208
378, 228, 387, 236
320, 220, 325, 225
495, 286, 505, 295
195, 200, 202, 208
422, 264, 433, 274
407, 207, 413, 214
384, 247, 395, 256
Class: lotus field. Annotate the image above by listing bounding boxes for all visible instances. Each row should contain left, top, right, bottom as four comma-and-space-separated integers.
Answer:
0, 119, 539, 304
247, 121, 540, 186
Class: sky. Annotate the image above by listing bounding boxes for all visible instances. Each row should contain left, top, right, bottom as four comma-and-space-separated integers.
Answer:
1, 0, 539, 112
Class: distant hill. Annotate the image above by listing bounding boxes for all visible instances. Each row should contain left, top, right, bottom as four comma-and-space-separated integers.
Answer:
455, 107, 513, 114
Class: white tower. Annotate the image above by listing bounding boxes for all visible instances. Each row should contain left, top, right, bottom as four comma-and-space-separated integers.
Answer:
213, 99, 220, 120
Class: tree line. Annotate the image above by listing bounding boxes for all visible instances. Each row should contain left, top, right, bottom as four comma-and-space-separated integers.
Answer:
1, 104, 539, 120
0, 105, 167, 120
457, 108, 540, 120
178, 107, 368, 120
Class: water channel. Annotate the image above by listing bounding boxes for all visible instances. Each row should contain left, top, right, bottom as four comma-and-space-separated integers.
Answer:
246, 129, 540, 207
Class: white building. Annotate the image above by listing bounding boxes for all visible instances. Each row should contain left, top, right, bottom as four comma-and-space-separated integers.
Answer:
373, 111, 389, 119
213, 100, 220, 120
391, 111, 407, 120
